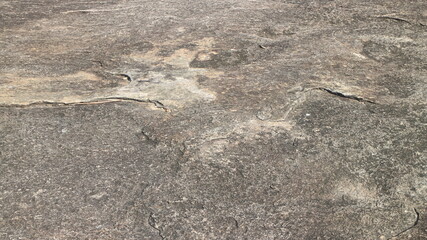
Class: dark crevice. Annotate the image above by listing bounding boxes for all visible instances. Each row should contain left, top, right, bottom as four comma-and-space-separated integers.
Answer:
377, 16, 426, 27
387, 208, 420, 240
117, 73, 133, 82
317, 87, 376, 104
178, 142, 188, 157
148, 213, 166, 240
0, 97, 169, 111
148, 99, 166, 109
92, 60, 104, 67
377, 16, 412, 24
232, 217, 239, 229
139, 129, 159, 145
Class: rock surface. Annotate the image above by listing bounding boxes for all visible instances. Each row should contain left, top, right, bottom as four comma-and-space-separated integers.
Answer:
1, 0, 426, 239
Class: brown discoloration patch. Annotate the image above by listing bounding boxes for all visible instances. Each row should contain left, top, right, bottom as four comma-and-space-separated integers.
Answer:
116, 37, 222, 108
1, 38, 222, 108
0, 71, 126, 105
129, 37, 216, 67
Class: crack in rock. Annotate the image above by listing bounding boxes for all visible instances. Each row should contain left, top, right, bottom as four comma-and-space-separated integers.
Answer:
0, 97, 169, 111
1, 39, 219, 109
317, 87, 376, 104
148, 213, 166, 240
117, 73, 133, 82
387, 208, 420, 240
139, 129, 159, 145
377, 16, 426, 27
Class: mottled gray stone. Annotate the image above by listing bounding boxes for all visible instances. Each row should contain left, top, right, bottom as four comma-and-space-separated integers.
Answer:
1, 0, 426, 239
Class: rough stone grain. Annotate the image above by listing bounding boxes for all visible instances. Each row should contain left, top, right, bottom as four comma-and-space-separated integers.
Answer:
1, 0, 426, 239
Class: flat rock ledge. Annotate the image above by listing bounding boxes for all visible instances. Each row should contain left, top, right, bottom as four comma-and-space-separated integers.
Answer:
1, 0, 426, 239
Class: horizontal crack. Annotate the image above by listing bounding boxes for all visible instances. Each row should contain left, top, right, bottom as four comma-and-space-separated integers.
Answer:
377, 16, 412, 24
117, 73, 133, 82
377, 16, 426, 27
0, 97, 169, 111
317, 87, 376, 104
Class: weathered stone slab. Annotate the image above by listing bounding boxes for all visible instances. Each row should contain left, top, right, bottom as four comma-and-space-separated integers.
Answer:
1, 0, 426, 239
